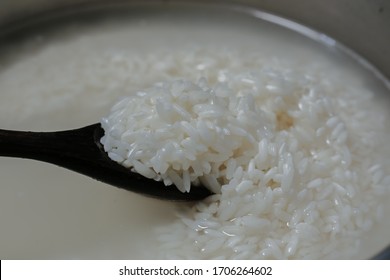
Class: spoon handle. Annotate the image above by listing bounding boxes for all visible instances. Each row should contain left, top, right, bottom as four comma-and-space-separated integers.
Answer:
0, 124, 135, 188
0, 124, 100, 165
0, 124, 115, 190
0, 124, 149, 192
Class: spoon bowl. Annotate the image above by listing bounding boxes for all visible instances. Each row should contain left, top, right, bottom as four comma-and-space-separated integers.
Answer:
0, 124, 212, 201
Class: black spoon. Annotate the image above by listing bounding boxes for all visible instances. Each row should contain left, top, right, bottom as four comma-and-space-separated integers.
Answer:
0, 124, 212, 201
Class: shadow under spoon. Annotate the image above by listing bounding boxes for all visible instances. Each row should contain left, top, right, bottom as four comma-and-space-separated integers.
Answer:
0, 123, 212, 201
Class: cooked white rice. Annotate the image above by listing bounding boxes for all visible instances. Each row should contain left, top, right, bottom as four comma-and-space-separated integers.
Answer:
100, 48, 390, 259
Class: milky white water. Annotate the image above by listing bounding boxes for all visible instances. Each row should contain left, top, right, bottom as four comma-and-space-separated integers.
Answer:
0, 6, 389, 259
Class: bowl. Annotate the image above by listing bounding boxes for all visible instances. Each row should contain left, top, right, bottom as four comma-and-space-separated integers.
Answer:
0, 0, 389, 259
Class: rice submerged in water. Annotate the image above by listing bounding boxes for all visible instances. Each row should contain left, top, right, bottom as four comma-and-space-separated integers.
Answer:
101, 49, 390, 259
